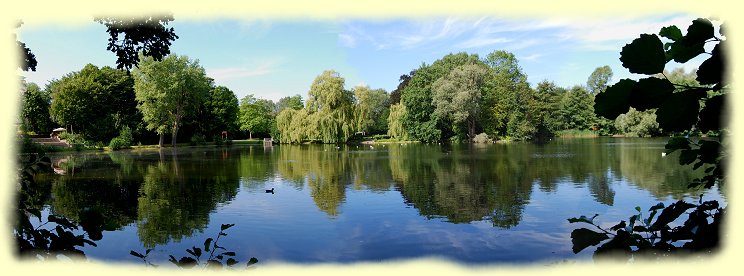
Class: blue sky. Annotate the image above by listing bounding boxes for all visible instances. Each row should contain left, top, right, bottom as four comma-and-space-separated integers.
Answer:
18, 14, 705, 102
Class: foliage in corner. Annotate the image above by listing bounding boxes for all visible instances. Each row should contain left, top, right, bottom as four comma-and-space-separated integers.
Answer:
95, 15, 179, 71
15, 154, 102, 260
574, 18, 728, 260
569, 198, 724, 259
131, 223, 258, 269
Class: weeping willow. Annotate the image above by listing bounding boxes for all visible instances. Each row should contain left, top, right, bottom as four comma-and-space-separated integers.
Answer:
276, 70, 355, 144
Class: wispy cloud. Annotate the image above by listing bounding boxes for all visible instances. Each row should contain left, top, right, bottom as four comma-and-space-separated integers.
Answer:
455, 37, 512, 49
339, 15, 696, 53
521, 54, 543, 62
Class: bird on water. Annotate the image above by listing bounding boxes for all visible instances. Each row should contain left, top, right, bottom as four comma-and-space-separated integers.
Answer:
265, 188, 274, 194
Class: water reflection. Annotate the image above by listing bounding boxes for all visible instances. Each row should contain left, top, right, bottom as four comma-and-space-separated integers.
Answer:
34, 138, 720, 262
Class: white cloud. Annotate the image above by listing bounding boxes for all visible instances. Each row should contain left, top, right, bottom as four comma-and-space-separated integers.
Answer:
521, 54, 543, 62
456, 37, 512, 49
338, 33, 356, 48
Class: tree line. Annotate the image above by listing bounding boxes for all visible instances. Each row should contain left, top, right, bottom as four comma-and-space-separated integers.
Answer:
19, 37, 704, 148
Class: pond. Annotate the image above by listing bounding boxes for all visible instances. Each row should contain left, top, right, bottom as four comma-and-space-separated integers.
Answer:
31, 137, 725, 265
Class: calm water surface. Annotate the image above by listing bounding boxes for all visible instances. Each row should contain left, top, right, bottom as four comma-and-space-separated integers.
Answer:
36, 138, 726, 265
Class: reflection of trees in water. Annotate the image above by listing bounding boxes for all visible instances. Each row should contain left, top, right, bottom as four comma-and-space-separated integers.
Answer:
521, 139, 619, 206
617, 140, 706, 200
387, 144, 532, 228
239, 146, 279, 189
275, 145, 352, 216
47, 154, 144, 231
136, 149, 240, 248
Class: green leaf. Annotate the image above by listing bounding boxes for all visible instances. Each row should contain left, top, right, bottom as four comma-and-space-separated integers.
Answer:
697, 140, 720, 164
660, 26, 683, 41
666, 39, 705, 63
570, 228, 609, 253
697, 42, 724, 85
177, 257, 198, 268
130, 250, 145, 258
698, 94, 726, 132
220, 223, 235, 231
610, 221, 627, 231
204, 238, 213, 252
634, 206, 641, 212
223, 251, 236, 256
655, 90, 702, 132
665, 137, 691, 153
594, 79, 634, 119
226, 258, 238, 266
630, 77, 675, 111
678, 149, 698, 165
620, 34, 666, 74
686, 18, 715, 44
649, 202, 665, 211
650, 200, 696, 230
246, 257, 258, 267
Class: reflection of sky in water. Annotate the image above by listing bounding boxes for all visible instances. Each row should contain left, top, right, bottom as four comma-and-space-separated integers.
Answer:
45, 139, 726, 265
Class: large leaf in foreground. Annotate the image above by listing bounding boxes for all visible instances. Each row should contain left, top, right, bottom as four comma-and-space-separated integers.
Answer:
620, 34, 666, 74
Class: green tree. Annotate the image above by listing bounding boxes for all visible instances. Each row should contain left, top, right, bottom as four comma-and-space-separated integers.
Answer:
303, 70, 355, 143
585, 66, 616, 135
532, 80, 565, 137
353, 85, 390, 135
238, 94, 274, 139
48, 64, 139, 143
133, 54, 211, 147
206, 86, 239, 135
481, 50, 533, 139
274, 94, 304, 114
275, 108, 309, 143
614, 108, 660, 137
556, 85, 596, 131
401, 53, 481, 143
431, 64, 489, 141
386, 103, 408, 141
19, 82, 53, 134
586, 65, 613, 95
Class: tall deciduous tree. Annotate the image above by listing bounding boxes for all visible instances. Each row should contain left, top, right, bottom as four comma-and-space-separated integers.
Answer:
482, 50, 533, 140
401, 53, 481, 143
557, 85, 596, 130
133, 54, 210, 147
48, 64, 139, 142
19, 82, 52, 134
206, 86, 239, 135
432, 64, 489, 141
238, 94, 274, 139
353, 85, 389, 135
274, 94, 304, 114
586, 66, 613, 94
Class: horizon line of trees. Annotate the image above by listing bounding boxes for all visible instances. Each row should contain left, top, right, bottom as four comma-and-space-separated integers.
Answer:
18, 50, 704, 149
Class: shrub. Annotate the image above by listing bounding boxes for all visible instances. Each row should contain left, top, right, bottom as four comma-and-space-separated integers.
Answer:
108, 137, 127, 151
473, 133, 493, 144
190, 133, 206, 146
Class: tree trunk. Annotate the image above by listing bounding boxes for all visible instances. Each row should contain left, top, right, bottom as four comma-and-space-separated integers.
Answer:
158, 133, 164, 148
467, 119, 476, 143
249, 131, 252, 140
172, 124, 179, 148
